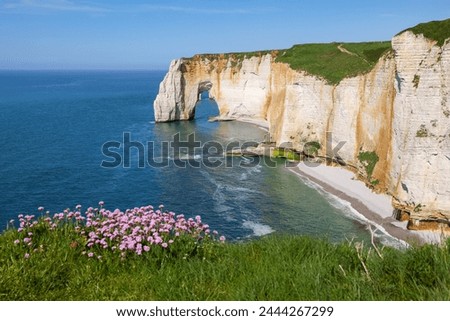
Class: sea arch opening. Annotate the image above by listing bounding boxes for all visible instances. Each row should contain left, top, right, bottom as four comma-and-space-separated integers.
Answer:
198, 80, 213, 100
193, 80, 219, 120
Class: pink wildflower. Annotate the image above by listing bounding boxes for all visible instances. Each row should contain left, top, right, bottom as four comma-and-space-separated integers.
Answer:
13, 202, 223, 260
219, 236, 226, 243
38, 207, 44, 211
24, 253, 30, 259
99, 201, 104, 207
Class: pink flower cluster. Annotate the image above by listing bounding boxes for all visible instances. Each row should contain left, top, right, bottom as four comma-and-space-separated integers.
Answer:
12, 202, 225, 259
82, 204, 225, 258
14, 213, 42, 258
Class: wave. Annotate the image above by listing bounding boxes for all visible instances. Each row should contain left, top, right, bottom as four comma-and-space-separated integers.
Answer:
240, 156, 253, 164
249, 164, 262, 173
223, 185, 263, 195
291, 170, 408, 249
242, 220, 274, 237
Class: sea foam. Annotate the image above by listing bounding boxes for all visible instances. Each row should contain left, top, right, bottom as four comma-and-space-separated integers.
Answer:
242, 220, 274, 237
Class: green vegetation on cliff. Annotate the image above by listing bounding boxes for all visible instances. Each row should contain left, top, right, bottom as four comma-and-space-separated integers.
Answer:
272, 147, 301, 161
193, 41, 391, 85
400, 18, 450, 47
275, 41, 391, 85
195, 50, 273, 61
358, 151, 379, 179
192, 50, 274, 66
191, 19, 450, 85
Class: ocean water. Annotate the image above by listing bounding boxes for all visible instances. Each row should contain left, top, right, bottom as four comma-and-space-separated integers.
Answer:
0, 70, 391, 243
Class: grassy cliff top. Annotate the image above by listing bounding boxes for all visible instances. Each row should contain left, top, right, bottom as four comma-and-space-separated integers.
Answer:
186, 19, 449, 85
275, 41, 391, 85
399, 18, 450, 46
192, 50, 274, 61
190, 41, 391, 85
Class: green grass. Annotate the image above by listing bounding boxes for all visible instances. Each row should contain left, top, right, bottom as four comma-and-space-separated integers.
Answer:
303, 141, 321, 156
222, 50, 273, 61
358, 151, 379, 179
1, 225, 449, 300
192, 41, 391, 85
192, 50, 274, 70
189, 19, 450, 85
272, 148, 301, 161
196, 50, 273, 61
400, 18, 450, 47
275, 41, 391, 84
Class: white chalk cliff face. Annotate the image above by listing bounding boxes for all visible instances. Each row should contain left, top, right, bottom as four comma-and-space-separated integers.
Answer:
390, 32, 450, 224
153, 32, 450, 228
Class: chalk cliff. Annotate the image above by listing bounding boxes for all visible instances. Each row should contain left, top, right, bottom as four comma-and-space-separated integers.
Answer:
153, 28, 450, 230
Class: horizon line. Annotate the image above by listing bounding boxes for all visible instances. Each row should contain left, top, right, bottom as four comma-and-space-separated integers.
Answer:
0, 68, 168, 72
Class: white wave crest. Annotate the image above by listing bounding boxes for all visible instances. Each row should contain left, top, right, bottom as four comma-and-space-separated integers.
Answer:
292, 171, 408, 248
242, 220, 274, 236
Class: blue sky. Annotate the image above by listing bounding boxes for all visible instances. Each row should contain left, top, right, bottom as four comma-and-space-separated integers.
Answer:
0, 0, 449, 70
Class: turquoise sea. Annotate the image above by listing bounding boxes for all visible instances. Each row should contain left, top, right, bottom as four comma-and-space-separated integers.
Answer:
0, 70, 392, 243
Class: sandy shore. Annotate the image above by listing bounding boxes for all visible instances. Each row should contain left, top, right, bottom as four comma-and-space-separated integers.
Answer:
234, 117, 269, 132
230, 117, 442, 245
290, 162, 442, 245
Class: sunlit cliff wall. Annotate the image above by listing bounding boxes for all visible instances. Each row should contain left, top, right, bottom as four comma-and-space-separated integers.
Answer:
153, 31, 450, 229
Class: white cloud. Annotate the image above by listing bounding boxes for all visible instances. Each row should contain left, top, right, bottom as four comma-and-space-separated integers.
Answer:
1, 1, 277, 15
1, 0, 109, 13
136, 4, 254, 15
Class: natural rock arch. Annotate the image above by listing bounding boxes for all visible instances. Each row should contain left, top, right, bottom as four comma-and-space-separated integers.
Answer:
190, 80, 218, 119
197, 80, 213, 100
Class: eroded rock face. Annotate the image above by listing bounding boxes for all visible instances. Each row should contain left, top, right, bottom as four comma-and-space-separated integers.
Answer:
153, 59, 194, 121
153, 32, 450, 226
389, 31, 450, 223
